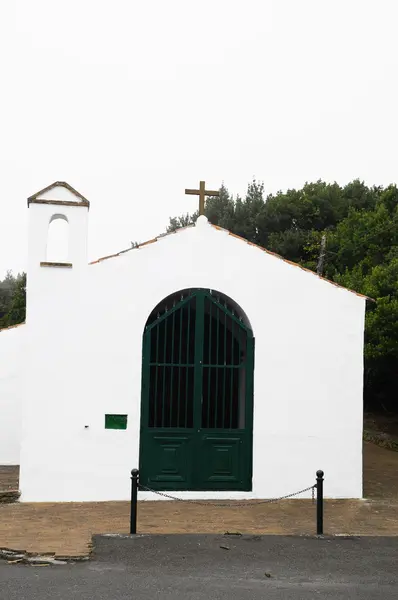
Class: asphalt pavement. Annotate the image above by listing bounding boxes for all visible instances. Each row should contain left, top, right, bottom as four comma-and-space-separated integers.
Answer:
1, 534, 397, 599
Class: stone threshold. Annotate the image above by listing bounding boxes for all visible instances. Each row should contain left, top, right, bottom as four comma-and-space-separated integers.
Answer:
0, 547, 88, 565
0, 490, 20, 503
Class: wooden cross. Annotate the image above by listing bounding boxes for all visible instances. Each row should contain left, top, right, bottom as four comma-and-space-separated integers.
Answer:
185, 181, 220, 216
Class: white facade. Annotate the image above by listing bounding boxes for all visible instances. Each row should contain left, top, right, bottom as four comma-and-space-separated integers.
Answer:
0, 324, 24, 465
2, 182, 367, 502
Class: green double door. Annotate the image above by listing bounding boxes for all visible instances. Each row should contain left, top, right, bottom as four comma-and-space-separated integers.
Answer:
139, 289, 254, 491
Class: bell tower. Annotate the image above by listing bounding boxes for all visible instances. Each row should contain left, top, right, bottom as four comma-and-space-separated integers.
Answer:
26, 181, 89, 322
20, 182, 90, 500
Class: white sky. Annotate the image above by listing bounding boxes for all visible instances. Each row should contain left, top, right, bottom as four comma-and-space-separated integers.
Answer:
1, 0, 397, 276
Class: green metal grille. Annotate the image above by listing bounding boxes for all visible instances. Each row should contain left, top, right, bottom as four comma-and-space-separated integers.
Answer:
145, 289, 251, 431
148, 294, 196, 428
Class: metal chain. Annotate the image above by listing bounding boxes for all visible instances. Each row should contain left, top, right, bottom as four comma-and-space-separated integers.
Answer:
138, 483, 316, 507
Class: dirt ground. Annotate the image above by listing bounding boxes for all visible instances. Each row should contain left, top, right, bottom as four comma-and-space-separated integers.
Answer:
364, 413, 398, 439
363, 442, 398, 499
0, 442, 397, 558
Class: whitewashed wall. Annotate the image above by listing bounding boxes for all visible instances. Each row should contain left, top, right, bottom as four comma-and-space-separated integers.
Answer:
20, 211, 366, 502
0, 324, 24, 465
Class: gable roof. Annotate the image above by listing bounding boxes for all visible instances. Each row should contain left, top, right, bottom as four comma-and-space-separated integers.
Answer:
28, 181, 90, 208
90, 221, 372, 302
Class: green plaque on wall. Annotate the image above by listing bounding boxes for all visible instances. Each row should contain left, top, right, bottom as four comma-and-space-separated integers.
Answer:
105, 414, 128, 430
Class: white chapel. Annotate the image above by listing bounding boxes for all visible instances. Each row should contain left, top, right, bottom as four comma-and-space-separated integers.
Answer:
0, 182, 367, 502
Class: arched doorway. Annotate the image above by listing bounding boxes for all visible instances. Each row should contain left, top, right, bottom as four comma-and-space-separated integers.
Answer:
139, 288, 254, 491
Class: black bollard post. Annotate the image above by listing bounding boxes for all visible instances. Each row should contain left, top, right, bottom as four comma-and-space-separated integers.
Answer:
130, 469, 139, 535
316, 470, 324, 535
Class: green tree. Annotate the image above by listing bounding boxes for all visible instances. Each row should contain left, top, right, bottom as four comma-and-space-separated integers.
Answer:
326, 203, 398, 276
336, 260, 398, 411
0, 271, 17, 319
167, 213, 197, 233
0, 273, 26, 328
